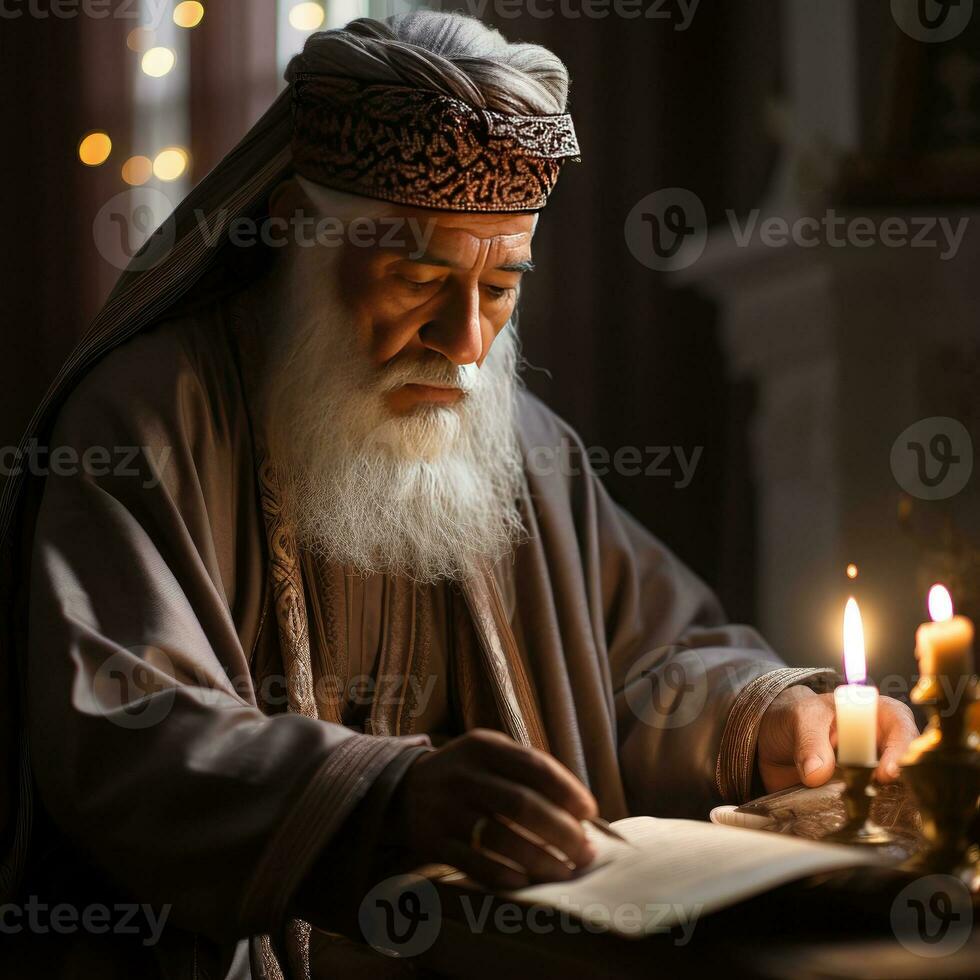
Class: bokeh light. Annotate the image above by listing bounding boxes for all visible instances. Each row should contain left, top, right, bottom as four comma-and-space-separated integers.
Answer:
141, 47, 176, 78
126, 27, 155, 52
78, 131, 112, 166
845, 563, 858, 580
152, 147, 189, 181
122, 155, 154, 186
289, 2, 325, 31
173, 2, 205, 28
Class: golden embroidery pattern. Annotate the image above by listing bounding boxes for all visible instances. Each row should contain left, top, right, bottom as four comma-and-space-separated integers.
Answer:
291, 75, 580, 213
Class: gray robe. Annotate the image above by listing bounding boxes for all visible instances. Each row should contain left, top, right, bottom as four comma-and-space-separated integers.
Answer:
9, 296, 833, 977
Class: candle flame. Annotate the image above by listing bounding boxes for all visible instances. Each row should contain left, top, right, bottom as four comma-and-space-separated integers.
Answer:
928, 584, 954, 623
842, 597, 866, 683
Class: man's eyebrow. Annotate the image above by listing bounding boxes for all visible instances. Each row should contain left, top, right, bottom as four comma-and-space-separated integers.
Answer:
406, 254, 456, 268
402, 254, 535, 274
498, 259, 535, 273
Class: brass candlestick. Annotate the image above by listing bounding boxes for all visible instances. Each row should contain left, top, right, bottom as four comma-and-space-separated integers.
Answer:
823, 763, 897, 846
900, 672, 980, 890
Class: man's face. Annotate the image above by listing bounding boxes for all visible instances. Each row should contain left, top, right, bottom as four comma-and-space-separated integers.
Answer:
337, 208, 536, 417
257, 187, 531, 580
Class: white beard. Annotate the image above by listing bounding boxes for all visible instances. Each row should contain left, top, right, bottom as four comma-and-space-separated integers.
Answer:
257, 244, 526, 583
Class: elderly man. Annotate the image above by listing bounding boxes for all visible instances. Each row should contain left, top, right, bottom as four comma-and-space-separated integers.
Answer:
1, 11, 916, 979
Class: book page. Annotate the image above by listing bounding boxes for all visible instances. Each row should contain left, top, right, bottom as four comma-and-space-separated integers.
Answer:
510, 816, 886, 937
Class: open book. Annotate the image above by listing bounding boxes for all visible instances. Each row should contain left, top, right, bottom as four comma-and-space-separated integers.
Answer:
506, 816, 888, 938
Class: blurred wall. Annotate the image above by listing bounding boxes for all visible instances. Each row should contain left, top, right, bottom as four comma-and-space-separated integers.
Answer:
479, 4, 783, 621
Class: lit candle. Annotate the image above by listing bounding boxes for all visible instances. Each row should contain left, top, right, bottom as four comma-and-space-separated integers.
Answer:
915, 584, 974, 679
834, 597, 878, 766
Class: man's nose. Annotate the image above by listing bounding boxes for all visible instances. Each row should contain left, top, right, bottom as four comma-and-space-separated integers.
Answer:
418, 283, 483, 365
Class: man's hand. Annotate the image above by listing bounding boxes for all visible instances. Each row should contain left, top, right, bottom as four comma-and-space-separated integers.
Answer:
388, 729, 598, 889
757, 686, 919, 793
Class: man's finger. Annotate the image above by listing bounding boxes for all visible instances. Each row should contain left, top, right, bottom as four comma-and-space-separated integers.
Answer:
792, 698, 836, 786
479, 815, 580, 882
464, 772, 594, 867
443, 838, 530, 891
472, 733, 598, 820
875, 700, 918, 783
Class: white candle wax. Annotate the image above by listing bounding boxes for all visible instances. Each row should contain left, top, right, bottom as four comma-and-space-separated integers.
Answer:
834, 683, 878, 766
915, 617, 974, 678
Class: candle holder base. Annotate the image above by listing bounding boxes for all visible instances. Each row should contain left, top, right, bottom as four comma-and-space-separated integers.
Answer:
897, 674, 979, 891
901, 842, 980, 893
821, 764, 897, 847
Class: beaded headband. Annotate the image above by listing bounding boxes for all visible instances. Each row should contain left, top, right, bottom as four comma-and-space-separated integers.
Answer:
290, 74, 580, 213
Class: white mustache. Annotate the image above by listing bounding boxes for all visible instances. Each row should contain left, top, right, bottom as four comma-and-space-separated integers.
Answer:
377, 358, 480, 395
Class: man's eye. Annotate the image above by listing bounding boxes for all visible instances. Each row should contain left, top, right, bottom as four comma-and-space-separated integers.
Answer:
482, 284, 513, 300
398, 275, 437, 289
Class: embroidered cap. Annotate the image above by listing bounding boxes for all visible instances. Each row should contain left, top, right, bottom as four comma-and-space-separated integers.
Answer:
290, 74, 581, 213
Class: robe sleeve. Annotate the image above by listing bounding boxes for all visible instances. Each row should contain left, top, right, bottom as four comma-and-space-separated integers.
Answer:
517, 395, 835, 818
600, 496, 836, 815
25, 327, 425, 943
